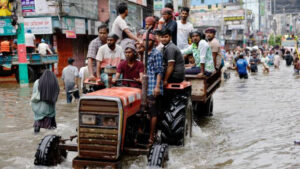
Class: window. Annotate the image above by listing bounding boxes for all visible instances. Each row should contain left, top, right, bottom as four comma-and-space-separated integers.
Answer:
237, 29, 244, 35
208, 5, 212, 9
201, 0, 205, 3
226, 30, 232, 36
216, 3, 218, 8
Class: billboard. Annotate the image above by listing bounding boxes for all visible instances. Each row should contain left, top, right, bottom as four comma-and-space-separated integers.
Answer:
272, 0, 300, 14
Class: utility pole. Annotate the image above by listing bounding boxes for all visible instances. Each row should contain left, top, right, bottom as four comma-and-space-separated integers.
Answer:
15, 1, 29, 86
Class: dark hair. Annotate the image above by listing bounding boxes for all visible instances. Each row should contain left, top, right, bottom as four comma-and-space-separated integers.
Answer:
239, 54, 244, 58
98, 24, 109, 33
199, 32, 205, 40
275, 52, 279, 54
286, 51, 290, 54
38, 70, 60, 104
181, 7, 190, 13
117, 2, 128, 14
153, 16, 160, 22
159, 28, 171, 36
107, 33, 119, 40
165, 3, 173, 9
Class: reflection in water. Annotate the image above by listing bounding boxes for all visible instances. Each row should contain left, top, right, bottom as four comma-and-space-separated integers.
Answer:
1, 65, 300, 169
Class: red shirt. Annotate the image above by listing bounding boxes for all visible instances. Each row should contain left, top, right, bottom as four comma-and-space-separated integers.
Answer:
117, 60, 144, 88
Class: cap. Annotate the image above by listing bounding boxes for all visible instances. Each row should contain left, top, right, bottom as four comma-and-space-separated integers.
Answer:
205, 27, 216, 34
125, 43, 136, 51
68, 58, 75, 64
41, 39, 45, 43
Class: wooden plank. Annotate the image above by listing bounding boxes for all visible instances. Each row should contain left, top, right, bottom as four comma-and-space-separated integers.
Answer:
79, 144, 117, 152
80, 128, 118, 134
73, 156, 120, 169
79, 150, 117, 159
80, 106, 119, 112
79, 133, 117, 140
79, 138, 118, 146
207, 78, 221, 93
80, 100, 117, 106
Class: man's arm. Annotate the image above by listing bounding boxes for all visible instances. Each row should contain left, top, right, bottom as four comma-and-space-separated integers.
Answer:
154, 74, 162, 97
123, 29, 142, 43
212, 52, 217, 68
96, 61, 102, 79
112, 72, 121, 83
88, 58, 95, 77
46, 45, 53, 54
163, 62, 175, 86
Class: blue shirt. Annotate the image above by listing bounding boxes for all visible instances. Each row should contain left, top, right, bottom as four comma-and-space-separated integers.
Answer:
236, 58, 248, 74
147, 48, 164, 96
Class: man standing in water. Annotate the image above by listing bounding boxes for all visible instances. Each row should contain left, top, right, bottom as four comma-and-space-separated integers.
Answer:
62, 58, 79, 103
236, 54, 250, 79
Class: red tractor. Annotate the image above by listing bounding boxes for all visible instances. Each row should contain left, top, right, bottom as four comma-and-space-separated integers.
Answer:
34, 80, 192, 168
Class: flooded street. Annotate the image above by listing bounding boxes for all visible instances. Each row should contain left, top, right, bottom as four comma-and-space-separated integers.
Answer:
1, 64, 300, 169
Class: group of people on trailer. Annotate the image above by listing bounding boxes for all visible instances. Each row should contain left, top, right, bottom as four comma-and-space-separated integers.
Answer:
30, 2, 222, 145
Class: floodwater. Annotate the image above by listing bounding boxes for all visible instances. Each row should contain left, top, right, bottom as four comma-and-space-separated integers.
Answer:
1, 63, 300, 169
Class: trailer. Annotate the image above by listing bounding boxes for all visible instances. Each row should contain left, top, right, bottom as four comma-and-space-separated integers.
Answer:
0, 53, 58, 82
185, 71, 221, 116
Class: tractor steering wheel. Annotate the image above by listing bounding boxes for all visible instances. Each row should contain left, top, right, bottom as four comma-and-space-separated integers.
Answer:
114, 79, 141, 87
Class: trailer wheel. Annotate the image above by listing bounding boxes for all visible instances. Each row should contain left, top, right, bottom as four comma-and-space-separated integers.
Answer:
34, 135, 66, 166
161, 96, 187, 146
15, 66, 36, 83
148, 143, 168, 168
193, 97, 213, 116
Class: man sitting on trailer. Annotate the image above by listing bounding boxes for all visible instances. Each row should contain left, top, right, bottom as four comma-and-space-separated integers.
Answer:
113, 43, 144, 88
181, 30, 215, 77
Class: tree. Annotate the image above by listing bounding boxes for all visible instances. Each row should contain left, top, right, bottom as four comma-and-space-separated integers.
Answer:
268, 34, 281, 46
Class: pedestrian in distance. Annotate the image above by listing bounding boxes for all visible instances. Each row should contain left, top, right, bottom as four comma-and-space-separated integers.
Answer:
261, 51, 270, 73
236, 54, 250, 79
87, 24, 109, 81
37, 39, 53, 56
25, 29, 36, 54
284, 50, 293, 66
274, 51, 281, 69
62, 58, 79, 103
31, 70, 60, 133
79, 59, 89, 94
294, 56, 300, 75
249, 50, 260, 73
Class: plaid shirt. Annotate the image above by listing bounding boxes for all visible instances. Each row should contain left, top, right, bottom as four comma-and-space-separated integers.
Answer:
87, 37, 103, 75
147, 48, 164, 96
87, 37, 103, 59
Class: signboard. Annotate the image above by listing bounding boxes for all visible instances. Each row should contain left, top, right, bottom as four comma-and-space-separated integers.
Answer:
224, 16, 244, 21
88, 20, 102, 35
75, 19, 85, 34
24, 17, 53, 34
34, 0, 56, 15
0, 19, 16, 36
128, 0, 147, 6
66, 30, 76, 38
154, 0, 164, 11
21, 0, 35, 13
62, 17, 75, 33
228, 24, 244, 30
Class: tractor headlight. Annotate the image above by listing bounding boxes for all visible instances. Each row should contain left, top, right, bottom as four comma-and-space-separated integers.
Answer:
81, 114, 96, 125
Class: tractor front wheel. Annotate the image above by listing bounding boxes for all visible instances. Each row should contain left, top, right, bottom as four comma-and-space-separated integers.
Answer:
34, 135, 67, 166
148, 143, 169, 167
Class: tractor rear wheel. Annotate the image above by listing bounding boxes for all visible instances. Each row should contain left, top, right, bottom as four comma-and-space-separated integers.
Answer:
148, 143, 169, 167
34, 135, 66, 166
193, 97, 214, 116
15, 66, 36, 83
161, 95, 189, 146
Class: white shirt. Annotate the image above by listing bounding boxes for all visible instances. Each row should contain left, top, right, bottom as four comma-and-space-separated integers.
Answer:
177, 21, 193, 50
199, 40, 210, 64
96, 44, 125, 68
111, 16, 129, 43
62, 65, 79, 84
79, 66, 89, 89
25, 33, 35, 47
38, 43, 53, 55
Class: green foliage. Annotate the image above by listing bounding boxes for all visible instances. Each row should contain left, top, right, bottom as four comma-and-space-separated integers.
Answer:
268, 34, 281, 46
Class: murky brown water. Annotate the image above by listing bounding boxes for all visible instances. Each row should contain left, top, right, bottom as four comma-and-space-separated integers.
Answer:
1, 64, 300, 169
